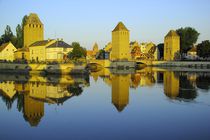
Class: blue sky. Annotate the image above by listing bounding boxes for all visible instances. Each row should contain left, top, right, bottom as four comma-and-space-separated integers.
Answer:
0, 0, 210, 49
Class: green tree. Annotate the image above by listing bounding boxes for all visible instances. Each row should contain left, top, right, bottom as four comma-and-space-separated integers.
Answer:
176, 27, 200, 54
15, 15, 28, 48
0, 25, 16, 45
15, 24, 23, 48
68, 42, 87, 60
197, 40, 210, 58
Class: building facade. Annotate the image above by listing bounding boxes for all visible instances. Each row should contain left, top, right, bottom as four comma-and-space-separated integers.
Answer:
29, 39, 72, 62
0, 42, 17, 61
111, 22, 131, 61
86, 43, 99, 60
164, 30, 180, 61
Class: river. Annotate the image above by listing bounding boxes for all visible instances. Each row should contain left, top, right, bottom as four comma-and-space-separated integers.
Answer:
0, 68, 210, 140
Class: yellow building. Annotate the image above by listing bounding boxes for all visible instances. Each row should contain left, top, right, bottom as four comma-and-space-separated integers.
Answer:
111, 22, 131, 61
139, 42, 159, 60
30, 39, 72, 62
24, 13, 44, 48
29, 40, 55, 62
112, 74, 130, 112
164, 71, 180, 98
187, 46, 198, 60
46, 40, 73, 62
86, 43, 99, 60
0, 42, 17, 61
164, 30, 180, 61
14, 47, 30, 61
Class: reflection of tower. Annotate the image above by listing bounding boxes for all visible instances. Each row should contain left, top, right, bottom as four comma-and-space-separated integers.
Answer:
23, 94, 44, 127
164, 71, 180, 98
112, 74, 130, 112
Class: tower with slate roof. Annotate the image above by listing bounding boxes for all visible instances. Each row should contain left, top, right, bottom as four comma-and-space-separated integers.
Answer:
111, 22, 131, 61
164, 30, 180, 61
24, 13, 44, 48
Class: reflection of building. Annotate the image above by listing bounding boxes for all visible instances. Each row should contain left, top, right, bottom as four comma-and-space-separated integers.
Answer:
0, 42, 17, 61
111, 22, 131, 61
86, 43, 99, 60
164, 71, 180, 98
24, 13, 44, 48
164, 30, 180, 61
112, 74, 130, 112
23, 94, 44, 127
0, 81, 16, 99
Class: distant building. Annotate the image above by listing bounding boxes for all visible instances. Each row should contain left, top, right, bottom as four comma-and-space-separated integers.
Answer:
0, 42, 17, 61
186, 46, 198, 60
130, 41, 141, 59
164, 30, 180, 61
14, 47, 30, 61
29, 39, 72, 62
111, 22, 131, 61
24, 13, 44, 48
86, 43, 99, 60
139, 42, 159, 60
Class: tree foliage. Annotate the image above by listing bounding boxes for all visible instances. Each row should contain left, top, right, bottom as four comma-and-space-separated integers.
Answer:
176, 27, 200, 53
68, 42, 87, 59
0, 15, 27, 48
197, 40, 210, 58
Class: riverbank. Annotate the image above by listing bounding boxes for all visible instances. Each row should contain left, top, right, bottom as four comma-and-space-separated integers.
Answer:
0, 62, 88, 75
151, 61, 210, 68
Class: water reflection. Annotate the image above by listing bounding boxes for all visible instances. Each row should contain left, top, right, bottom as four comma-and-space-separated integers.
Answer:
0, 74, 89, 127
1, 69, 210, 127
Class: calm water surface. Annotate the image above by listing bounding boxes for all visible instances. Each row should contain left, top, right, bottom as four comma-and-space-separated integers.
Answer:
0, 68, 210, 140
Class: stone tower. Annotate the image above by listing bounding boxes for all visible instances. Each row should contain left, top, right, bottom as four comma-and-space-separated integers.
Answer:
164, 30, 180, 61
111, 22, 131, 61
24, 13, 44, 48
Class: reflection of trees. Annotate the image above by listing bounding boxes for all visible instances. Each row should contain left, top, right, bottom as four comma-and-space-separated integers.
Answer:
67, 83, 83, 96
179, 75, 197, 100
196, 75, 210, 91
0, 91, 17, 110
17, 94, 24, 112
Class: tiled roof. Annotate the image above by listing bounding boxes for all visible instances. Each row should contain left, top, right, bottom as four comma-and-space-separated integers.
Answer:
165, 30, 179, 37
0, 42, 10, 52
26, 13, 43, 25
188, 47, 197, 52
29, 40, 53, 47
112, 22, 129, 32
46, 41, 72, 48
